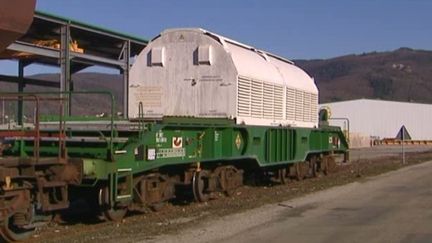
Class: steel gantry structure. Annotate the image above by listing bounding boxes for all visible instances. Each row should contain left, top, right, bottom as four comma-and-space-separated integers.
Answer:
0, 10, 148, 122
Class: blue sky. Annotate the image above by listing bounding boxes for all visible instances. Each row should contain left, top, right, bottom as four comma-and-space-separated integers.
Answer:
34, 0, 432, 60
1, 0, 431, 75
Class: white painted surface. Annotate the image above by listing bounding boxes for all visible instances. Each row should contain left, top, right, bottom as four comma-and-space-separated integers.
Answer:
321, 99, 432, 140
129, 28, 318, 127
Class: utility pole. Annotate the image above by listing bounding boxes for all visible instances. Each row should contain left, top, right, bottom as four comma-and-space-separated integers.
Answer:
402, 130, 406, 165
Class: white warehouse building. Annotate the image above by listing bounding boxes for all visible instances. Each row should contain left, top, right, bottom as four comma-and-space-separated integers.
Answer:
321, 99, 432, 147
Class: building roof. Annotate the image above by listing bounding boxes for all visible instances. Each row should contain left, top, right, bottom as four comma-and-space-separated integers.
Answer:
322, 98, 432, 107
35, 10, 148, 44
1, 10, 149, 71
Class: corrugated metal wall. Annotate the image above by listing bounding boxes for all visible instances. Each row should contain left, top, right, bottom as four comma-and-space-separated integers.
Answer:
321, 99, 432, 140
237, 76, 318, 124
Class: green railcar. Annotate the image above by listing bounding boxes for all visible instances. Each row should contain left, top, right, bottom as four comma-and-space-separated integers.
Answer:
0, 93, 348, 241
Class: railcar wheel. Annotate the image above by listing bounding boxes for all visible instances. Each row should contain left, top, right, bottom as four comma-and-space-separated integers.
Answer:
323, 155, 337, 175
192, 170, 212, 202
309, 156, 318, 177
214, 166, 244, 196
99, 188, 127, 221
0, 214, 35, 242
103, 207, 127, 222
131, 173, 174, 213
295, 162, 309, 181
278, 168, 290, 184
223, 166, 243, 196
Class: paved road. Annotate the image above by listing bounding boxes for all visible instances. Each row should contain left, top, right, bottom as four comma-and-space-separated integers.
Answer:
155, 160, 432, 243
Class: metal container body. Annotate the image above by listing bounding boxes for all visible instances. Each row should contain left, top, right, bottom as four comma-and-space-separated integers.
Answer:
129, 29, 237, 120
129, 28, 318, 128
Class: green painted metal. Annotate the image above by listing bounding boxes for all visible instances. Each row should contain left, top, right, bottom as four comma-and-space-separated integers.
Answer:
11, 117, 347, 178
1, 95, 348, 207
35, 10, 148, 44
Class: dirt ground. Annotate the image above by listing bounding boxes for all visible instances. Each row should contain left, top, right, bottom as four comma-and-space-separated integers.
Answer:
27, 146, 432, 243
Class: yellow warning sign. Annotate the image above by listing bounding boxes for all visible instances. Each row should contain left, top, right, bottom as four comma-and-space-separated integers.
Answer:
235, 133, 242, 150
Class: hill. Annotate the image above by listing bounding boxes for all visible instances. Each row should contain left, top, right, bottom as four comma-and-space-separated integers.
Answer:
295, 48, 432, 103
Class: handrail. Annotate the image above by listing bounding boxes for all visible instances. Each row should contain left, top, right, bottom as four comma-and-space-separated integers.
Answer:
0, 91, 116, 161
138, 101, 144, 138
328, 117, 350, 144
0, 94, 64, 162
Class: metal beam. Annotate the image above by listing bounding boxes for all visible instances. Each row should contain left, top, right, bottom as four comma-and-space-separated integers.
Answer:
33, 13, 148, 47
7, 42, 125, 69
7, 42, 60, 58
71, 52, 126, 68
70, 23, 129, 43
0, 75, 59, 88
34, 13, 68, 25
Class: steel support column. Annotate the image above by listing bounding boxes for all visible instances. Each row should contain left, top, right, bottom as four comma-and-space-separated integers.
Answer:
1, 98, 4, 124
17, 61, 25, 125
60, 24, 71, 116
121, 40, 131, 119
